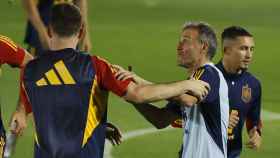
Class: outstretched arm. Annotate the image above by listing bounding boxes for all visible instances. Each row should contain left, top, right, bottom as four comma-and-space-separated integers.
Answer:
246, 83, 262, 150
74, 0, 92, 51
123, 79, 208, 104
113, 64, 209, 104
133, 102, 181, 129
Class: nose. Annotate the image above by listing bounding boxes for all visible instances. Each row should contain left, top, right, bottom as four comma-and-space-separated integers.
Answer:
177, 42, 183, 51
246, 50, 253, 59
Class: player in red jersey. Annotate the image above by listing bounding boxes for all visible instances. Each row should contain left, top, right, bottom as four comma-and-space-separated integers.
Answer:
0, 35, 33, 156
0, 35, 32, 68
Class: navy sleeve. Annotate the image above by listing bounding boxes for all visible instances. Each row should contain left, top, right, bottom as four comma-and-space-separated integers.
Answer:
193, 66, 220, 103
246, 80, 262, 129
165, 101, 182, 116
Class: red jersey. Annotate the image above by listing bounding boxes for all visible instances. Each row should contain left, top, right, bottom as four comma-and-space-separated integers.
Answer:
0, 35, 25, 67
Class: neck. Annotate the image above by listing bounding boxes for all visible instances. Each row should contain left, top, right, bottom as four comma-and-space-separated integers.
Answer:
188, 56, 210, 74
222, 58, 241, 74
50, 35, 79, 51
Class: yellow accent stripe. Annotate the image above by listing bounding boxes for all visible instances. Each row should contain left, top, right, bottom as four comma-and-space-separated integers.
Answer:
0, 36, 17, 49
0, 35, 17, 46
175, 119, 183, 124
192, 70, 198, 79
36, 78, 48, 86
193, 69, 205, 80
0, 37, 17, 52
54, 61, 76, 84
82, 79, 100, 146
196, 69, 205, 80
54, 0, 73, 5
45, 69, 62, 85
34, 132, 39, 146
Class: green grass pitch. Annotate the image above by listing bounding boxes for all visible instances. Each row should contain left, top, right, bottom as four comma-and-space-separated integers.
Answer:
0, 0, 279, 157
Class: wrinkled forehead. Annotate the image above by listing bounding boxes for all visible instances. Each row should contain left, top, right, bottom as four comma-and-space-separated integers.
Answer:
181, 28, 199, 39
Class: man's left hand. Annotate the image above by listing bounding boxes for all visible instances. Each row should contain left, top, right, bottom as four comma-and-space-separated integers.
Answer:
246, 126, 262, 150
10, 110, 27, 136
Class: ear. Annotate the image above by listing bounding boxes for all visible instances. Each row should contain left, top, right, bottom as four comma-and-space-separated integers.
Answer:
223, 46, 227, 53
201, 41, 209, 54
78, 23, 85, 39
223, 46, 231, 55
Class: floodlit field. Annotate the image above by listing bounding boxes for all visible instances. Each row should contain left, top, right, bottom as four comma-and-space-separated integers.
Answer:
0, 0, 279, 157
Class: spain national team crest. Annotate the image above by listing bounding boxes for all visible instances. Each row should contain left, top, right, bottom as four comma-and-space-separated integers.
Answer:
242, 84, 252, 103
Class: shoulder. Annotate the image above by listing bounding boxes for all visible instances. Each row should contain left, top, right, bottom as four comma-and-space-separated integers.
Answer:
0, 35, 24, 57
194, 64, 220, 81
0, 35, 17, 49
243, 71, 262, 89
91, 55, 115, 71
91, 55, 111, 65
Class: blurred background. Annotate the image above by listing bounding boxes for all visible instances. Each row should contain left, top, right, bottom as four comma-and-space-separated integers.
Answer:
0, 0, 279, 157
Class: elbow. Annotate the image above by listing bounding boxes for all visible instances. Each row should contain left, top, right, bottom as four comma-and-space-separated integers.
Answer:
126, 93, 146, 104
133, 96, 147, 104
179, 95, 197, 107
181, 100, 195, 107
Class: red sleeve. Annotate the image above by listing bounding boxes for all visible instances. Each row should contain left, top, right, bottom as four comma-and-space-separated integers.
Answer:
92, 56, 132, 97
19, 68, 32, 114
0, 35, 25, 67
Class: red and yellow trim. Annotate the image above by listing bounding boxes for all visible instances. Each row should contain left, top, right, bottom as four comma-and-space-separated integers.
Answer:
0, 35, 18, 52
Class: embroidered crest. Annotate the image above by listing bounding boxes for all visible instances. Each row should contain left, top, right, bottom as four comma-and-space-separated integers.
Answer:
242, 84, 252, 103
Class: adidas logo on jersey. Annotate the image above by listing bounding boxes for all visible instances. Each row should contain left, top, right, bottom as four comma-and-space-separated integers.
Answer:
36, 60, 76, 86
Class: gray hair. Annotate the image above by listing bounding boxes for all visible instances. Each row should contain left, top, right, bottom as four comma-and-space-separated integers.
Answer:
182, 21, 217, 60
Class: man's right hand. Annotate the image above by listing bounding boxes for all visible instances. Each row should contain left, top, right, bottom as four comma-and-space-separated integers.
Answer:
184, 79, 210, 102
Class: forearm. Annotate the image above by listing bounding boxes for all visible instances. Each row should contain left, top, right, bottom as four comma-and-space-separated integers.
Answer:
133, 103, 179, 129
130, 80, 192, 104
16, 98, 27, 114
74, 0, 89, 37
134, 75, 153, 85
246, 120, 262, 136
133, 75, 196, 106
